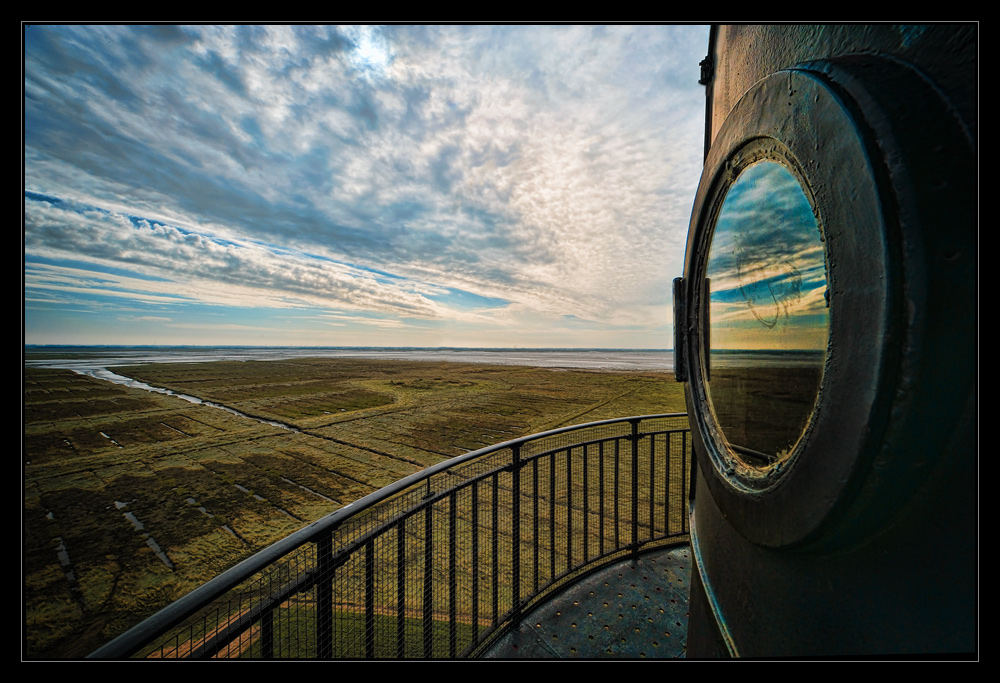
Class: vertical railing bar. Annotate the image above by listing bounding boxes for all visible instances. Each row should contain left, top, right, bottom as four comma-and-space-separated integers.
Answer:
491, 472, 499, 626
511, 443, 522, 627
549, 452, 556, 583
269, 561, 278, 659
582, 442, 589, 563
423, 505, 433, 659
615, 437, 622, 550
532, 457, 539, 594
283, 559, 290, 658
268, 560, 277, 659
630, 418, 639, 561
296, 555, 303, 657
665, 432, 672, 536
271, 557, 279, 659
260, 569, 273, 659
567, 447, 573, 571
364, 537, 375, 659
316, 533, 333, 659
649, 430, 656, 540
396, 519, 406, 658
449, 493, 457, 658
471, 481, 480, 646
599, 440, 605, 557
243, 592, 251, 657
261, 604, 274, 659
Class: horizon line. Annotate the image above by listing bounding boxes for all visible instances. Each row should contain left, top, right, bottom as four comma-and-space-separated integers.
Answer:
25, 344, 674, 351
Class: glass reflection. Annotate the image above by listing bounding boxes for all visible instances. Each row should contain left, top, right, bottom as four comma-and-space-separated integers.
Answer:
706, 160, 828, 467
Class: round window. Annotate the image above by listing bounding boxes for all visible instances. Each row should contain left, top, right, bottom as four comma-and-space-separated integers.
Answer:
704, 158, 828, 474
682, 58, 975, 552
681, 65, 896, 548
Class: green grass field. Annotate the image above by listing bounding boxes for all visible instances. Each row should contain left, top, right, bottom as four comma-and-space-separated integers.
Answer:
23, 358, 684, 658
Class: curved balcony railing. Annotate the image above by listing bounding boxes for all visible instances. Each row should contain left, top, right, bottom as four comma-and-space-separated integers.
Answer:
89, 413, 692, 659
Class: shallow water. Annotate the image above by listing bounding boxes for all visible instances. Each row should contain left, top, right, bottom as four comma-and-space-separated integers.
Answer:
25, 345, 676, 372
25, 348, 678, 431
74, 367, 300, 431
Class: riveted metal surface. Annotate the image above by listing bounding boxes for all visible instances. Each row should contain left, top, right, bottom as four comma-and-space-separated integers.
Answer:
483, 545, 691, 659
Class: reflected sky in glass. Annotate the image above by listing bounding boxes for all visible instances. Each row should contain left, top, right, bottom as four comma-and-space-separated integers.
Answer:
707, 161, 828, 351
705, 160, 828, 464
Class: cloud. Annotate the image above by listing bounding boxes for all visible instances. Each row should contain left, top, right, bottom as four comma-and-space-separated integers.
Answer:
24, 196, 450, 318
24, 25, 709, 345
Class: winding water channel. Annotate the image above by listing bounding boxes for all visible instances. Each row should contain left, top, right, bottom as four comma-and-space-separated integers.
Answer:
79, 367, 301, 432
28, 347, 676, 434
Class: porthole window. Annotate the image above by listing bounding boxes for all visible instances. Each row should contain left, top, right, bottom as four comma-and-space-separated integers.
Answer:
681, 58, 974, 550
680, 65, 895, 547
704, 157, 828, 474
683, 29, 976, 659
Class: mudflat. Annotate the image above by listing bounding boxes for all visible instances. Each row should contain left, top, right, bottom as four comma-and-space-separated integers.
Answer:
23, 358, 684, 658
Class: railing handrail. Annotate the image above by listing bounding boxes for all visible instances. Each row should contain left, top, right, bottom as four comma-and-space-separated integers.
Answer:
89, 413, 690, 659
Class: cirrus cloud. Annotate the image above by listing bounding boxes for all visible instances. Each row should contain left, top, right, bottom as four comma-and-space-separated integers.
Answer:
24, 24, 708, 347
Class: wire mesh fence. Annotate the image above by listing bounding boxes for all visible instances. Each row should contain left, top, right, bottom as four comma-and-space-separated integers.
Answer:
93, 414, 692, 659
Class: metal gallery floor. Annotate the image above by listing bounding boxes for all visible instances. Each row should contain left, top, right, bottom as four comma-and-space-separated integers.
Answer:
482, 544, 691, 659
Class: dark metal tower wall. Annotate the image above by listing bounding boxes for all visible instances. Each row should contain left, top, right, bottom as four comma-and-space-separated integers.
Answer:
684, 24, 977, 658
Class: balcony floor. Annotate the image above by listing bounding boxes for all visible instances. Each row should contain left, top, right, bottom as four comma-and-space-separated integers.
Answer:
483, 544, 691, 659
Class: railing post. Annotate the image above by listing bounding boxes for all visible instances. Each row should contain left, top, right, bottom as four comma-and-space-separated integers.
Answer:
261, 606, 274, 659
630, 418, 640, 562
614, 439, 620, 550
448, 493, 457, 657
567, 447, 573, 568
532, 458, 539, 594
582, 443, 589, 562
599, 440, 605, 556
316, 533, 333, 659
492, 473, 499, 625
471, 482, 480, 646
664, 431, 672, 534
364, 538, 375, 659
396, 520, 406, 658
648, 433, 656, 536
549, 455, 556, 581
511, 443, 522, 627
423, 505, 434, 658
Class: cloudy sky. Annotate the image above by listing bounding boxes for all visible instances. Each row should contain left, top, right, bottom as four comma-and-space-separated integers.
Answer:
24, 24, 709, 348
707, 161, 829, 351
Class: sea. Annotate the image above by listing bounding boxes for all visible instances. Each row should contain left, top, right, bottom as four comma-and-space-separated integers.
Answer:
23, 346, 676, 374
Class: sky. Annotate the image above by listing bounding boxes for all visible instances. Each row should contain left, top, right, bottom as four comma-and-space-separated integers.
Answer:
707, 160, 829, 351
24, 24, 709, 348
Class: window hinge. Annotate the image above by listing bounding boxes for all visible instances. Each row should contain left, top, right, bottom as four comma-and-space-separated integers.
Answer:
699, 56, 714, 86
673, 277, 687, 382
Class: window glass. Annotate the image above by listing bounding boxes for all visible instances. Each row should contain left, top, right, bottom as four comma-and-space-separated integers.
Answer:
705, 160, 828, 467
